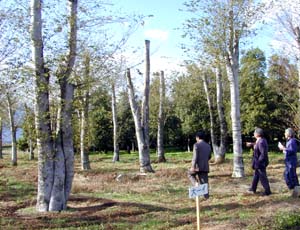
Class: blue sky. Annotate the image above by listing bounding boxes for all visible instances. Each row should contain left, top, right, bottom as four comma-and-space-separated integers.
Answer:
111, 0, 189, 73
109, 0, 276, 74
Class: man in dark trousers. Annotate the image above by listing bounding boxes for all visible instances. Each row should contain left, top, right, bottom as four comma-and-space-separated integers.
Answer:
246, 127, 272, 196
188, 131, 212, 198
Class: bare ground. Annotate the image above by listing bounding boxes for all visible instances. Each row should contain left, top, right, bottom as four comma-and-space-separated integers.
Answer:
0, 152, 300, 230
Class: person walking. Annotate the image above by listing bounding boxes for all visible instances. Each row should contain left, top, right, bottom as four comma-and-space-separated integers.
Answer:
188, 131, 212, 198
278, 128, 300, 197
246, 128, 272, 196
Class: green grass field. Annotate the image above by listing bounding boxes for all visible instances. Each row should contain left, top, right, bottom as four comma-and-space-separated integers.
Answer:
0, 149, 300, 229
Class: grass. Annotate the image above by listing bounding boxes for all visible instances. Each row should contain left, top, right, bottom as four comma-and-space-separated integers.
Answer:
0, 149, 300, 229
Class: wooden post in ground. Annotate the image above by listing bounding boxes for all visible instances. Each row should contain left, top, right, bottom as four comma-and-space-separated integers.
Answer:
196, 194, 200, 230
195, 182, 200, 230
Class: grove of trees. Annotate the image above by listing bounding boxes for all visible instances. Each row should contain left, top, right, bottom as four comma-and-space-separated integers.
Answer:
0, 0, 299, 212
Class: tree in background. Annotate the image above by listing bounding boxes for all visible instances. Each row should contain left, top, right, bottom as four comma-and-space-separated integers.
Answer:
182, 0, 265, 177
171, 72, 210, 150
89, 86, 113, 153
266, 54, 298, 135
240, 48, 270, 134
117, 90, 135, 152
265, 0, 300, 132
126, 40, 154, 173
156, 71, 167, 162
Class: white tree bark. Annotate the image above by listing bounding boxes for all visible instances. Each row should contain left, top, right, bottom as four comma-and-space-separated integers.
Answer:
225, 10, 244, 177
112, 82, 120, 162
31, 0, 78, 212
80, 53, 91, 170
80, 93, 91, 170
215, 66, 227, 163
6, 93, 17, 166
31, 0, 55, 212
157, 71, 166, 162
126, 67, 154, 173
50, 0, 78, 210
141, 40, 151, 158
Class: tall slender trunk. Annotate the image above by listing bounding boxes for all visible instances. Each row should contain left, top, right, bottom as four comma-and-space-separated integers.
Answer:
112, 82, 120, 162
0, 117, 2, 159
202, 72, 217, 156
126, 67, 154, 173
157, 71, 166, 162
24, 104, 35, 160
141, 40, 151, 163
80, 53, 91, 170
6, 93, 17, 166
215, 66, 227, 163
31, 0, 55, 212
226, 10, 244, 177
80, 94, 91, 170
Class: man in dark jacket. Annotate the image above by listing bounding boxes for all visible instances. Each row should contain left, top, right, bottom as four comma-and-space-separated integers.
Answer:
246, 128, 271, 196
188, 131, 212, 198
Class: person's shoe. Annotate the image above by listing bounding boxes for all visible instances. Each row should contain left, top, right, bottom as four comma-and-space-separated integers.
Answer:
247, 188, 256, 194
262, 191, 272, 196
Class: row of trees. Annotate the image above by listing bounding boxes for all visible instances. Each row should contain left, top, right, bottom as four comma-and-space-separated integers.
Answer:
0, 0, 299, 212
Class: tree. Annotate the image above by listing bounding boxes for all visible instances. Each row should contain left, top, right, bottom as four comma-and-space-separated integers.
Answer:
31, 0, 78, 212
265, 0, 300, 132
240, 48, 269, 134
117, 90, 135, 152
22, 104, 36, 160
171, 72, 209, 148
266, 54, 298, 133
182, 0, 265, 177
126, 40, 154, 173
157, 71, 166, 162
111, 82, 120, 161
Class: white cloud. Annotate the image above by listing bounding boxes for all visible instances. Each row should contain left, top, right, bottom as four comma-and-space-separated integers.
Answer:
144, 29, 169, 41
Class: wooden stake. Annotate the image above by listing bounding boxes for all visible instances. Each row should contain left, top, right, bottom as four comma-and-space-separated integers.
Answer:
195, 182, 200, 230
196, 195, 200, 230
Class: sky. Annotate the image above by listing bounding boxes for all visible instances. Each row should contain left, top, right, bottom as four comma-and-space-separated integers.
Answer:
108, 0, 280, 76
110, 0, 190, 74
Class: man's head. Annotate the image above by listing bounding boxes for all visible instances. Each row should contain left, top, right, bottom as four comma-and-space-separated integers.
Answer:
196, 131, 205, 141
254, 127, 264, 138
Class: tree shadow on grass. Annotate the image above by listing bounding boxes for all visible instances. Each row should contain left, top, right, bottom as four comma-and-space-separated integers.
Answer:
1, 195, 174, 230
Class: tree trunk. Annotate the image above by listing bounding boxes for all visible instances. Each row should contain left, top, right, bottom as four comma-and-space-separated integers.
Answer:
0, 117, 2, 159
126, 68, 154, 173
80, 101, 91, 170
112, 82, 120, 162
80, 53, 91, 170
31, 0, 55, 212
157, 71, 166, 162
215, 66, 227, 163
29, 138, 34, 160
226, 13, 244, 178
140, 40, 153, 172
202, 72, 218, 159
31, 0, 77, 212
50, 0, 78, 210
6, 93, 17, 166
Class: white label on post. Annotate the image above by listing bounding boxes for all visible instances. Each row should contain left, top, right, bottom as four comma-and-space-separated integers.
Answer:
189, 183, 208, 198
